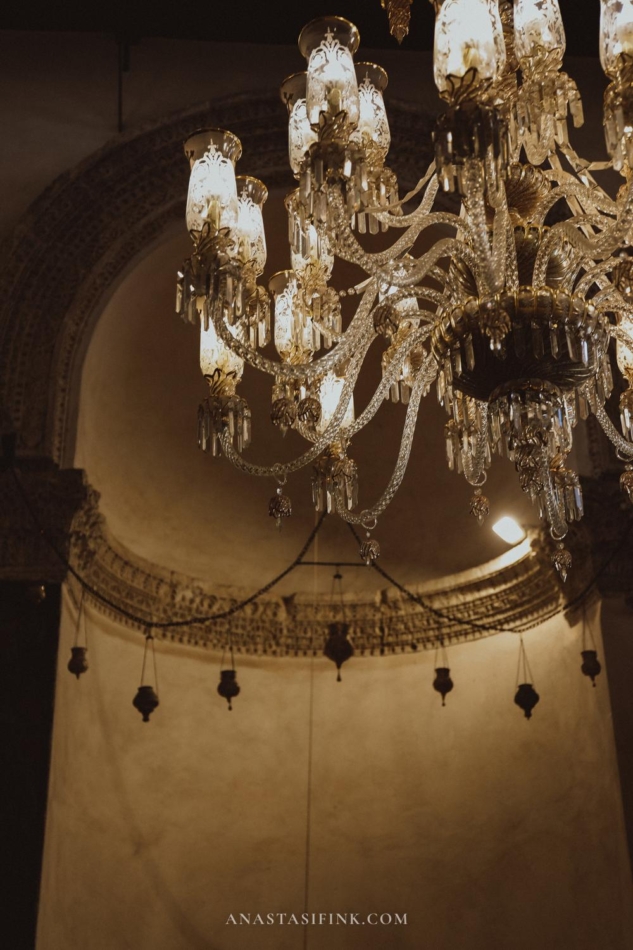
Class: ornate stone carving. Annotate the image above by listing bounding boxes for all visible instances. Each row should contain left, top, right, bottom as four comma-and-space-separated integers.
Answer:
65, 487, 564, 656
0, 462, 87, 582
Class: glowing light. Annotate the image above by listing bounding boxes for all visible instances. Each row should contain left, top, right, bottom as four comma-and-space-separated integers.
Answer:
299, 17, 361, 127
318, 370, 354, 434
513, 0, 566, 66
433, 0, 506, 94
492, 517, 527, 546
600, 0, 633, 77
184, 129, 241, 233
200, 317, 244, 384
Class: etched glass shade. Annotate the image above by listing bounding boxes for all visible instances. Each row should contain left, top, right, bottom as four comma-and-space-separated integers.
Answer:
200, 318, 244, 382
280, 73, 318, 175
235, 176, 268, 274
318, 371, 355, 434
351, 63, 391, 160
270, 271, 314, 361
184, 129, 242, 233
433, 0, 506, 95
617, 315, 633, 380
299, 17, 361, 127
285, 190, 334, 280
600, 0, 633, 78
513, 0, 566, 67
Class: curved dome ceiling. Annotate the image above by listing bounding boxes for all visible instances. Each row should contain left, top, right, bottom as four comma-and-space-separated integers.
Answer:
75, 189, 535, 597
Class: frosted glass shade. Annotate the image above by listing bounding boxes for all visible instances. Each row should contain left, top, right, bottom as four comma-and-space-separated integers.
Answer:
269, 271, 314, 361
617, 315, 633, 380
318, 370, 355, 433
513, 0, 566, 67
280, 72, 318, 175
235, 176, 268, 274
600, 0, 633, 78
184, 129, 241, 233
200, 316, 244, 383
351, 63, 391, 160
299, 16, 361, 127
433, 0, 506, 95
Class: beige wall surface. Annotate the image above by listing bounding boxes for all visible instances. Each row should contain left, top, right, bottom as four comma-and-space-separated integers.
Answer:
37, 590, 633, 950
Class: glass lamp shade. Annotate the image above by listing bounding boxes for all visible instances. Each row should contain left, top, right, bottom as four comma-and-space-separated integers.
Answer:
269, 270, 314, 361
298, 16, 361, 127
617, 315, 633, 380
285, 190, 334, 280
600, 0, 633, 78
200, 315, 244, 382
317, 370, 355, 434
184, 129, 242, 233
351, 63, 391, 160
280, 72, 318, 175
433, 0, 507, 95
235, 176, 268, 274
513, 0, 566, 68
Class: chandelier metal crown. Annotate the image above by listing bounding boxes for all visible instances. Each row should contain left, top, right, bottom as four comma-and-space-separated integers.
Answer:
175, 0, 633, 579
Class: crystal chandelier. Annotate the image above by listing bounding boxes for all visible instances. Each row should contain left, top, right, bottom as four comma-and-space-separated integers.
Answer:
176, 0, 633, 578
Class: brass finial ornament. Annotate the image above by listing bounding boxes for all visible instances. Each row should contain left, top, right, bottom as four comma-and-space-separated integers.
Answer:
381, 0, 414, 44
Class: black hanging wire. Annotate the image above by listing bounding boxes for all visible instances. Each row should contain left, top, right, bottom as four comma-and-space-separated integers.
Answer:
434, 636, 449, 671
582, 603, 598, 652
8, 462, 633, 641
347, 520, 633, 638
140, 627, 159, 692
515, 636, 534, 688
73, 587, 87, 648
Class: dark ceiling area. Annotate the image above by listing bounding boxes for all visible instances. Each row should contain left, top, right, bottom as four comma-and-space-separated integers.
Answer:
1, 0, 601, 57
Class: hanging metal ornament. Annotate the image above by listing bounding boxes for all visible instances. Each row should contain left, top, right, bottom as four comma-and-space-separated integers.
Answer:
67, 588, 89, 679
552, 541, 572, 582
359, 529, 381, 565
469, 487, 490, 526
268, 485, 292, 529
217, 668, 241, 710
323, 569, 354, 680
133, 629, 159, 722
580, 606, 601, 687
218, 622, 241, 710
432, 639, 453, 705
514, 636, 539, 719
621, 465, 633, 503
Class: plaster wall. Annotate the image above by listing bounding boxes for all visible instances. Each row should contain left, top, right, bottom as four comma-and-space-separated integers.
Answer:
37, 590, 633, 950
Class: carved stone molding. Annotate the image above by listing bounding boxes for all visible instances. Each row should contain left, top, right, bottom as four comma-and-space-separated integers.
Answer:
66, 486, 566, 656
0, 92, 437, 468
0, 461, 87, 582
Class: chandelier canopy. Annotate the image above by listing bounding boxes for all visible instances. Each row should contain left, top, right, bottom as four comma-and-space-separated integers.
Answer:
175, 0, 633, 579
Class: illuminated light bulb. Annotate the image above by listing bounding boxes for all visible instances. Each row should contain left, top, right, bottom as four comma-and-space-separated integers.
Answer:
299, 16, 361, 127
235, 176, 268, 274
513, 0, 566, 67
433, 0, 506, 95
269, 270, 314, 362
351, 62, 391, 159
600, 0, 633, 78
184, 129, 242, 233
200, 317, 244, 385
280, 72, 319, 176
492, 516, 526, 545
317, 370, 355, 434
617, 314, 633, 381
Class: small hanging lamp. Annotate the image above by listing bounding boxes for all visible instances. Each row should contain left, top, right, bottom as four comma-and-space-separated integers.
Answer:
67, 588, 89, 679
218, 620, 241, 710
432, 638, 453, 706
514, 636, 539, 719
133, 629, 159, 722
323, 568, 353, 680
580, 605, 602, 687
